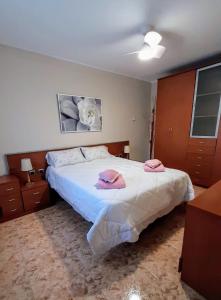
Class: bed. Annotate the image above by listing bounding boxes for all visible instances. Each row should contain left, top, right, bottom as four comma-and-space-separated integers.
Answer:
46, 155, 194, 255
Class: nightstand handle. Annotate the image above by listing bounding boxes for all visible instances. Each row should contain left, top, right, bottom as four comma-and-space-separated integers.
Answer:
10, 208, 17, 212
6, 187, 14, 191
8, 198, 15, 202
33, 192, 40, 195
35, 201, 40, 204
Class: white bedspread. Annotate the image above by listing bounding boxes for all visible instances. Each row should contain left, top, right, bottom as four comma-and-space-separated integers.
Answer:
46, 156, 194, 255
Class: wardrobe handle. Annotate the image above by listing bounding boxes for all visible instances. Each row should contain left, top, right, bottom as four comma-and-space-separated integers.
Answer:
6, 187, 14, 191
33, 192, 40, 195
8, 198, 15, 202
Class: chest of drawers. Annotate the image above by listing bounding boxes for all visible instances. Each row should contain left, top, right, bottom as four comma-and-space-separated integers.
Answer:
187, 138, 217, 186
0, 175, 23, 221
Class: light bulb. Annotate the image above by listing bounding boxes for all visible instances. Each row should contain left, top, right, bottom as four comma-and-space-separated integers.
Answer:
144, 31, 162, 47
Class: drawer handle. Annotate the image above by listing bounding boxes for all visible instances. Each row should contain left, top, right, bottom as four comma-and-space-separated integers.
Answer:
35, 201, 40, 204
195, 171, 200, 174
10, 208, 17, 212
199, 142, 205, 144
33, 192, 40, 195
196, 164, 201, 167
8, 198, 15, 202
6, 187, 14, 191
199, 149, 203, 152
197, 156, 202, 159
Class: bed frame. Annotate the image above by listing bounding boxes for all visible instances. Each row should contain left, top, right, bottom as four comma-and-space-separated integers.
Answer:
6, 140, 129, 184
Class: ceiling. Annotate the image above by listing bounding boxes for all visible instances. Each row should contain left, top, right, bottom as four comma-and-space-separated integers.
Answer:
0, 0, 221, 81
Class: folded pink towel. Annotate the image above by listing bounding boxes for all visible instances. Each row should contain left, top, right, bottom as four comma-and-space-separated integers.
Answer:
99, 169, 120, 183
95, 174, 126, 189
144, 164, 165, 172
145, 159, 162, 169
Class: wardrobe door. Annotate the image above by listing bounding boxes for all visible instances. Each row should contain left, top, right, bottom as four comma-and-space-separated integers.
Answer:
155, 70, 196, 170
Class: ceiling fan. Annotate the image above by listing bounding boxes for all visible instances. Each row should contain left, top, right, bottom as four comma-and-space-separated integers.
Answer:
128, 31, 166, 61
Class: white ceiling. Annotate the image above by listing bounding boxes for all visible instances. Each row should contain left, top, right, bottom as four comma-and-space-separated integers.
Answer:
0, 0, 221, 81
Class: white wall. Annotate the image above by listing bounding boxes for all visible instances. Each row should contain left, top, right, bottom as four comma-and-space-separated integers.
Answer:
0, 45, 151, 175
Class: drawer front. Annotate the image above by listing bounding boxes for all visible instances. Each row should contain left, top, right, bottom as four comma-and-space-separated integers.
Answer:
189, 138, 217, 148
0, 182, 20, 196
22, 186, 49, 211
190, 176, 211, 187
1, 195, 23, 216
187, 157, 213, 173
188, 167, 212, 179
186, 153, 214, 164
2, 193, 22, 206
187, 144, 216, 155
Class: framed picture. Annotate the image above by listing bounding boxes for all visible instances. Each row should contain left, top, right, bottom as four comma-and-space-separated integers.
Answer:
57, 94, 102, 133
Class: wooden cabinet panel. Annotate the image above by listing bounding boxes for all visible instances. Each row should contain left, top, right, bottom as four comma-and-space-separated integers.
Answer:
212, 124, 221, 184
181, 181, 221, 299
155, 70, 196, 171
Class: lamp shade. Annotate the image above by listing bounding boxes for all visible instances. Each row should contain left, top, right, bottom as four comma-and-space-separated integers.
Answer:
124, 145, 130, 154
21, 158, 33, 172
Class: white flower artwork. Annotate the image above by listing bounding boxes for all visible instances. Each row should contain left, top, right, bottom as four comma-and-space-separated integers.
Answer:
57, 94, 102, 133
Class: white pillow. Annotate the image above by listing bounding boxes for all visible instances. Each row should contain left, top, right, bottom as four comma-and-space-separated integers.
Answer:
81, 146, 112, 161
46, 147, 85, 168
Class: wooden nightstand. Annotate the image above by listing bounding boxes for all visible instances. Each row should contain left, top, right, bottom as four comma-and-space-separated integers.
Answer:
21, 180, 50, 212
0, 175, 23, 221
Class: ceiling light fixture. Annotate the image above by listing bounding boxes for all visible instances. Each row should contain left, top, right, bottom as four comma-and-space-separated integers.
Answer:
138, 44, 154, 61
144, 31, 162, 47
137, 30, 165, 61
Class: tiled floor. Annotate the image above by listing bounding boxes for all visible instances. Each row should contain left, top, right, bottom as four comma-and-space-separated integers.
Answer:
0, 186, 206, 300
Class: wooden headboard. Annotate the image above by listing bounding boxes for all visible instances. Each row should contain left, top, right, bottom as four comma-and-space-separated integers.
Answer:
6, 141, 129, 183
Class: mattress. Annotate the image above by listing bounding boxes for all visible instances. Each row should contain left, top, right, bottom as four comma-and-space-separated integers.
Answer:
46, 156, 194, 255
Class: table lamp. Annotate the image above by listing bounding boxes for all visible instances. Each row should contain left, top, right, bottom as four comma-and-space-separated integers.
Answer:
124, 145, 130, 159
21, 158, 33, 185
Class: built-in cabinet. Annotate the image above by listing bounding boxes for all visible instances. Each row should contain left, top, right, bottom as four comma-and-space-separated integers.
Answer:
190, 64, 221, 138
155, 70, 196, 172
155, 63, 221, 187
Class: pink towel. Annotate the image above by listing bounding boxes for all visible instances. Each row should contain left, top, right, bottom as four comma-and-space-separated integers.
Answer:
145, 159, 162, 169
144, 164, 165, 172
95, 174, 126, 189
99, 169, 120, 183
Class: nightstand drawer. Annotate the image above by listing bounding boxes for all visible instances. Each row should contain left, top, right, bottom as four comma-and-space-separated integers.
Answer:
0, 182, 20, 196
22, 185, 49, 211
2, 197, 23, 216
2, 193, 22, 205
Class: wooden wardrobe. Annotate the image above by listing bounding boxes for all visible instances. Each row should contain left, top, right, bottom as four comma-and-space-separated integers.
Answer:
154, 64, 221, 187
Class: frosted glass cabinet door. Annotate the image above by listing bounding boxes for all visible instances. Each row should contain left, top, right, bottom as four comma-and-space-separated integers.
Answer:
191, 64, 221, 138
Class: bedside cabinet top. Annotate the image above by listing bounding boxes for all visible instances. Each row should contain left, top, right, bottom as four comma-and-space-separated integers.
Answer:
188, 179, 221, 217
0, 175, 19, 185
21, 180, 48, 191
